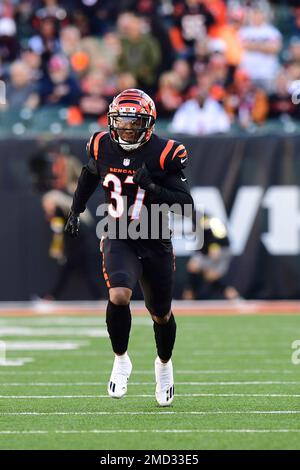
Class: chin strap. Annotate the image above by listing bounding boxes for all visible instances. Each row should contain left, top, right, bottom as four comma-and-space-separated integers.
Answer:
118, 132, 146, 151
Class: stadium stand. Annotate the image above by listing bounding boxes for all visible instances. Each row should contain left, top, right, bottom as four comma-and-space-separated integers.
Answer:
1, 0, 300, 136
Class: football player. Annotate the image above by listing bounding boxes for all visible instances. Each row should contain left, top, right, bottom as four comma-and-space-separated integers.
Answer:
65, 89, 193, 406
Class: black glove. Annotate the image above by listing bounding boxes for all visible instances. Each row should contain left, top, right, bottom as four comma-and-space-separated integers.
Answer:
133, 163, 157, 192
64, 211, 80, 237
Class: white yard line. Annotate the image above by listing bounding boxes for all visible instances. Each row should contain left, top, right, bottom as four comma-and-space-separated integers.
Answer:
0, 327, 108, 337
2, 341, 87, 351
191, 351, 283, 356
1, 381, 300, 386
1, 393, 300, 399
0, 429, 300, 435
0, 369, 297, 375
0, 359, 34, 367
0, 318, 152, 326
0, 411, 300, 416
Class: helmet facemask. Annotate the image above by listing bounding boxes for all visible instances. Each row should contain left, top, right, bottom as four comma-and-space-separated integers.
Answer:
108, 113, 155, 151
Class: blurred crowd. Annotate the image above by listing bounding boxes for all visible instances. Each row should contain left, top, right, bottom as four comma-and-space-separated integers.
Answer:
1, 0, 300, 134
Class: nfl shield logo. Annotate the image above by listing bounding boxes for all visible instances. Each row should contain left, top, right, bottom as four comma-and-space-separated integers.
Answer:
123, 158, 130, 166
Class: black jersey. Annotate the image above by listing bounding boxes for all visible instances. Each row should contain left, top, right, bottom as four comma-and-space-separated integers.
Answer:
72, 132, 193, 256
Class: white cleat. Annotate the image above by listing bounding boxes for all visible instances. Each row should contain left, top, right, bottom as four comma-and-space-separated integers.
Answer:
107, 353, 132, 399
155, 356, 174, 407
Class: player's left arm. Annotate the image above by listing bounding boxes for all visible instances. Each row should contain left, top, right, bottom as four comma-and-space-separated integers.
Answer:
152, 170, 193, 209
133, 142, 193, 214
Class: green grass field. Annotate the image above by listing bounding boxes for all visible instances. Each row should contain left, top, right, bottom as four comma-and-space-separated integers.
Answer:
0, 312, 300, 450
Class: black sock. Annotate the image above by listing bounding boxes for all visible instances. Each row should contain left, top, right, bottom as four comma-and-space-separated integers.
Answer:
153, 313, 177, 362
106, 300, 131, 355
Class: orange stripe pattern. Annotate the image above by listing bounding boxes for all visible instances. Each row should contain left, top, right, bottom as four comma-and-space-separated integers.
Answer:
172, 145, 187, 160
176, 150, 187, 159
159, 139, 174, 170
93, 131, 107, 160
101, 240, 111, 289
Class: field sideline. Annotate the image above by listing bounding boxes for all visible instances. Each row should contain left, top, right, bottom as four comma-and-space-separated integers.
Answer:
1, 300, 300, 316
0, 301, 300, 450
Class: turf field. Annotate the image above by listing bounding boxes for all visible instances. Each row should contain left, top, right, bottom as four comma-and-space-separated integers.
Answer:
0, 307, 300, 450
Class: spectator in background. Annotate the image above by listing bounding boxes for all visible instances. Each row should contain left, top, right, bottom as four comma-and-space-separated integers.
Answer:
59, 26, 92, 79
289, 5, 300, 37
284, 36, 300, 67
38, 53, 81, 107
172, 58, 194, 96
203, 0, 226, 26
34, 0, 68, 23
124, 0, 159, 18
283, 37, 300, 115
125, 0, 175, 74
171, 70, 230, 135
115, 71, 137, 93
69, 70, 135, 128
155, 70, 184, 118
0, 0, 14, 18
71, 9, 91, 37
94, 31, 122, 76
268, 71, 299, 120
214, 7, 245, 71
207, 41, 230, 87
224, 69, 269, 129
203, 0, 227, 31
146, 4, 176, 74
239, 4, 282, 92
0, 16, 18, 67
285, 60, 300, 97
76, 0, 120, 36
170, 0, 216, 59
182, 213, 240, 301
193, 38, 230, 93
28, 16, 60, 65
4, 60, 38, 110
59, 25, 81, 58
117, 12, 162, 94
20, 45, 43, 81
14, 0, 36, 42
76, 70, 111, 126
193, 37, 210, 75
60, 28, 120, 82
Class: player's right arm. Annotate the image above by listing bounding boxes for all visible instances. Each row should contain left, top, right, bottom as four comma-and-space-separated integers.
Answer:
65, 134, 101, 237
